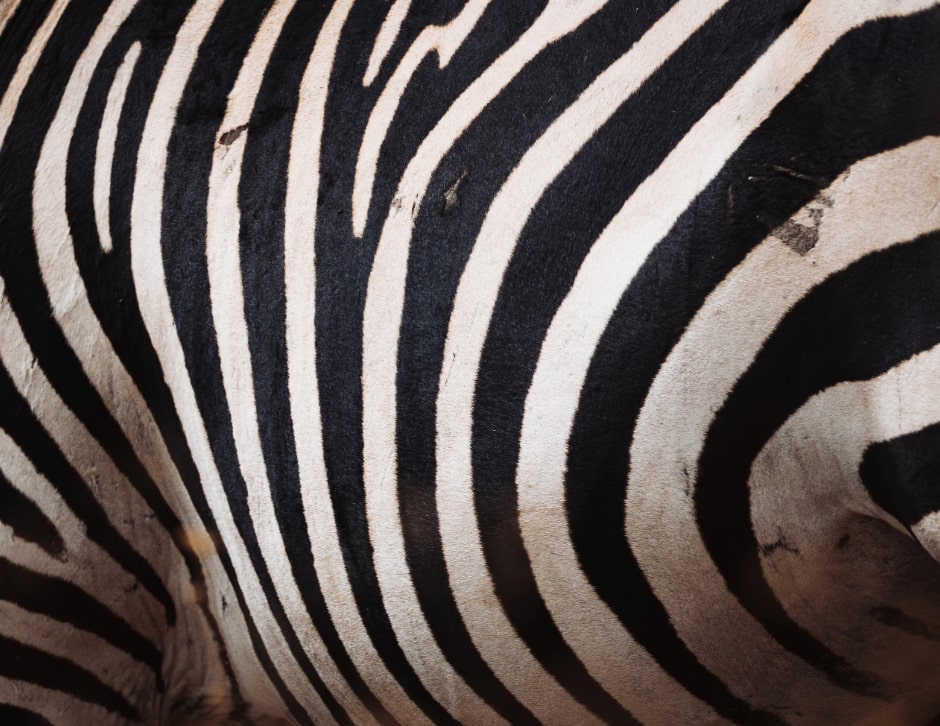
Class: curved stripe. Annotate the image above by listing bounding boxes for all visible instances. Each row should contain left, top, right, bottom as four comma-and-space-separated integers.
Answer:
25, 1, 272, 711
0, 676, 108, 725
129, 0, 325, 720
362, 0, 411, 87
0, 468, 64, 558
0, 426, 163, 626
627, 136, 940, 716
430, 2, 725, 722
0, 634, 139, 721
0, 596, 150, 700
750, 345, 940, 651
0, 0, 70, 150
0, 557, 161, 679
0, 0, 21, 42
93, 40, 139, 254
352, 0, 490, 236
204, 2, 377, 723
283, 2, 434, 724
361, 2, 612, 722
0, 280, 176, 623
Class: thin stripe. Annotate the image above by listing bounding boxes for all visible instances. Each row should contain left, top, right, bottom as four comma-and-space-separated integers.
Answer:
362, 0, 411, 87
360, 2, 611, 721
93, 40, 140, 253
129, 0, 324, 720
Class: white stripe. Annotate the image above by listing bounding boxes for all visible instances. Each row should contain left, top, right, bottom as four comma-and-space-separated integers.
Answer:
0, 280, 170, 600
94, 41, 140, 253
24, 0, 282, 711
0, 0, 22, 41
129, 0, 327, 719
0, 427, 163, 625
0, 602, 143, 706
0, 676, 117, 725
750, 344, 940, 662
283, 1, 432, 723
362, 0, 411, 87
360, 2, 609, 722
628, 136, 940, 716
432, 2, 726, 721
351, 0, 491, 236
204, 0, 375, 722
0, 0, 70, 149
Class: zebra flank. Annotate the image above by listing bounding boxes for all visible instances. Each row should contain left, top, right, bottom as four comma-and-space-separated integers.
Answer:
2, 0, 940, 723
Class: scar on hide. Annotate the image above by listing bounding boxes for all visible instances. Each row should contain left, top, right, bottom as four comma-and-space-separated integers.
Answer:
218, 123, 249, 147
442, 169, 468, 215
870, 605, 940, 641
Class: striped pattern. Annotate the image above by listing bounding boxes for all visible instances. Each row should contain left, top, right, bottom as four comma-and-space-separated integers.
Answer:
2, 0, 940, 723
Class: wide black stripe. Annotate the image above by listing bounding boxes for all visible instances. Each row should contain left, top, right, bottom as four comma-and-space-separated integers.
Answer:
58, 0, 311, 718
696, 232, 940, 696
60, 1, 288, 718
463, 1, 807, 722
860, 424, 940, 530
0, 557, 163, 684
0, 471, 65, 559
393, 0, 622, 720
159, 2, 346, 722
566, 6, 940, 720
0, 702, 53, 726
0, 633, 140, 721
310, 1, 545, 722
236, 1, 399, 723
0, 0, 57, 102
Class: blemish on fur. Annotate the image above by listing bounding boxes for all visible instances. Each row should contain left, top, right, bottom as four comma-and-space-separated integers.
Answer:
776, 219, 818, 255
770, 164, 825, 186
836, 533, 850, 550
871, 605, 940, 641
218, 123, 249, 147
442, 169, 468, 215
774, 192, 832, 256
759, 530, 800, 557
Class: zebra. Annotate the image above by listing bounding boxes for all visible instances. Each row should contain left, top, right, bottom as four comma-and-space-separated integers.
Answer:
1, 0, 940, 722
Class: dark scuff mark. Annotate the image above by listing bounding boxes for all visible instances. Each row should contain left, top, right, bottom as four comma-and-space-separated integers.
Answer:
777, 219, 819, 255
759, 530, 801, 557
441, 169, 468, 215
218, 123, 249, 147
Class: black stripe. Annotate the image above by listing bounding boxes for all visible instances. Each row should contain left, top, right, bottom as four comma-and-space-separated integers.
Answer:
0, 557, 163, 685
158, 1, 347, 722
236, 1, 403, 723
0, 0, 57, 101
0, 365, 175, 625
0, 633, 140, 721
0, 471, 65, 559
57, 0, 308, 717
466, 1, 807, 722
696, 231, 940, 696
0, 702, 53, 726
567, 6, 940, 720
395, 0, 682, 720
860, 424, 940, 530
0, 0, 176, 624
